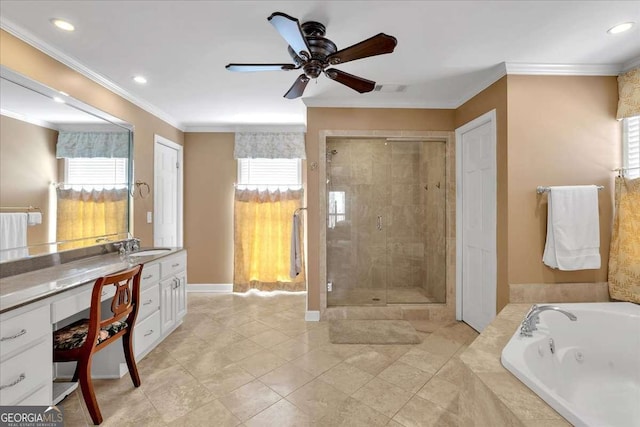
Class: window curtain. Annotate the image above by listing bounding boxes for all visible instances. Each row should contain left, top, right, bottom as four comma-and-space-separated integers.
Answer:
56, 188, 128, 250
233, 188, 306, 292
56, 132, 129, 158
617, 67, 640, 120
608, 176, 640, 303
234, 132, 306, 159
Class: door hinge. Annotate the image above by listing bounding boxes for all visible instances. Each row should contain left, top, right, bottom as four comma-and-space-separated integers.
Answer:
176, 162, 180, 169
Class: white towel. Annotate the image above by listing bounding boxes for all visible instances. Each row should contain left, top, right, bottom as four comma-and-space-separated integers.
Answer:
0, 213, 29, 262
27, 212, 42, 226
290, 214, 302, 278
542, 185, 601, 271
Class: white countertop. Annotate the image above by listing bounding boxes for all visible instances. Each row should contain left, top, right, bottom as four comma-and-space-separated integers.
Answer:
0, 248, 184, 313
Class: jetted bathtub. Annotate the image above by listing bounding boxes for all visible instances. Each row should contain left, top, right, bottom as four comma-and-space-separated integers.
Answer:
501, 302, 640, 427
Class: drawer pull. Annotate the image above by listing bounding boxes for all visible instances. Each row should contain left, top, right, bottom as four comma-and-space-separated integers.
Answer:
143, 299, 153, 306
172, 263, 180, 268
143, 274, 153, 280
144, 330, 154, 337
0, 373, 25, 390
102, 290, 108, 296
1, 329, 27, 341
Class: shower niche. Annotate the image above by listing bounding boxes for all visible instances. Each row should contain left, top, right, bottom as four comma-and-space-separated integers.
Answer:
326, 137, 447, 306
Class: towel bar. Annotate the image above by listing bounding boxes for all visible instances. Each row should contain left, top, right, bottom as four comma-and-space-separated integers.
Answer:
536, 185, 604, 194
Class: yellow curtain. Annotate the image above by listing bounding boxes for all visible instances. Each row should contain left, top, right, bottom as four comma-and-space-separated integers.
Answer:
616, 67, 640, 120
57, 188, 128, 250
608, 177, 640, 303
234, 188, 306, 292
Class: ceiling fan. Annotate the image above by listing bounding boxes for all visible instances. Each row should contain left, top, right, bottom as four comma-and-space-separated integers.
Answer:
225, 12, 398, 99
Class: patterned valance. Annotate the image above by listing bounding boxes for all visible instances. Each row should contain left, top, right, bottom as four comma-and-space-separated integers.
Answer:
56, 131, 130, 158
617, 67, 640, 120
234, 132, 306, 159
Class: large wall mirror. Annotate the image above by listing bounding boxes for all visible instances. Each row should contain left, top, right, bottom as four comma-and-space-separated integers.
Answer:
0, 66, 133, 262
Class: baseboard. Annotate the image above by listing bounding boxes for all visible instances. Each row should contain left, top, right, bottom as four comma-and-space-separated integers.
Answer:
187, 283, 233, 293
305, 310, 320, 322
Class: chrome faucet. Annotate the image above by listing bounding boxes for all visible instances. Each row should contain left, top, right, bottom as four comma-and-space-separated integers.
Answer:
520, 304, 577, 337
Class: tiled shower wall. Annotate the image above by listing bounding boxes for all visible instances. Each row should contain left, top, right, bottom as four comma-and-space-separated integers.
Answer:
326, 138, 446, 304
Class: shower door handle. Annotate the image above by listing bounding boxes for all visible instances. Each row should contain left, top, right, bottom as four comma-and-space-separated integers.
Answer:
377, 215, 383, 231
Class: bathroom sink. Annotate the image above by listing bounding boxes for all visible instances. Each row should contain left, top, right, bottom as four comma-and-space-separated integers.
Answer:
128, 248, 172, 257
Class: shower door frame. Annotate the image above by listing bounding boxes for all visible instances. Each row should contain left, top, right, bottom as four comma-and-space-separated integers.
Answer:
318, 130, 457, 320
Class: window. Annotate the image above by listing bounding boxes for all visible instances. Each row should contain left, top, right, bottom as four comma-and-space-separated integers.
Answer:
623, 116, 639, 178
64, 158, 128, 190
237, 158, 301, 189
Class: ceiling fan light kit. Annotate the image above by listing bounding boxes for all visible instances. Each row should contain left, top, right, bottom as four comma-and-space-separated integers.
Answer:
225, 12, 397, 99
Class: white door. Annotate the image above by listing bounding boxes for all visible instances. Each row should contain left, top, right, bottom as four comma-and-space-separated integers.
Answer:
154, 136, 182, 247
455, 110, 497, 332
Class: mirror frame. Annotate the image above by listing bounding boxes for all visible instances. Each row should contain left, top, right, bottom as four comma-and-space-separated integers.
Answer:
0, 65, 134, 260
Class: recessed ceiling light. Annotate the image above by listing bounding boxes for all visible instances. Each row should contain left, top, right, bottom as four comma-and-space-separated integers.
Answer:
53, 97, 65, 104
50, 18, 75, 32
607, 22, 634, 34
58, 91, 69, 97
133, 75, 147, 84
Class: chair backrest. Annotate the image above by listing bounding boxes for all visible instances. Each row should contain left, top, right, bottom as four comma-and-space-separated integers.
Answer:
85, 265, 143, 349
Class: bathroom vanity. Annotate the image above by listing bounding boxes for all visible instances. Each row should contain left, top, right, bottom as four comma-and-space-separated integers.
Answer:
0, 248, 187, 406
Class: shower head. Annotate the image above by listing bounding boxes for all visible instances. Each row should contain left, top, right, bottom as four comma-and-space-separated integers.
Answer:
326, 149, 338, 163
329, 150, 338, 155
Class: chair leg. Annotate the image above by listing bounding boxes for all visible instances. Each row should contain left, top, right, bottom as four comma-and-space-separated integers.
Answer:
122, 331, 141, 387
77, 356, 102, 425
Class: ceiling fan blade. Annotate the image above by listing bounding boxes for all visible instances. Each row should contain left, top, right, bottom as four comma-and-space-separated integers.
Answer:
325, 69, 375, 93
226, 63, 297, 72
284, 74, 310, 99
268, 12, 311, 59
327, 33, 397, 65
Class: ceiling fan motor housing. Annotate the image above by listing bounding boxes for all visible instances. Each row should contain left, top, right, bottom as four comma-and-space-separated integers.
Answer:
288, 21, 338, 79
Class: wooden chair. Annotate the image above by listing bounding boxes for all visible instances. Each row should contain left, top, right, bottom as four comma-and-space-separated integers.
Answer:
53, 265, 143, 425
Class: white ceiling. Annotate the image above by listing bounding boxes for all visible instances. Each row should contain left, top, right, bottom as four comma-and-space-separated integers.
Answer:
1, 1, 639, 131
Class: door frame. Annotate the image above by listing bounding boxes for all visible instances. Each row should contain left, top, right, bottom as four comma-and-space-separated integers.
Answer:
455, 109, 497, 323
153, 134, 184, 247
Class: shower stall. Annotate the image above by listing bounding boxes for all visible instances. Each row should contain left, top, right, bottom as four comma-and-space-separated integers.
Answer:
326, 137, 447, 306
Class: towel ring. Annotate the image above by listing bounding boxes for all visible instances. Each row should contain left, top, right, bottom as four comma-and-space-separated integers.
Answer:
130, 181, 150, 199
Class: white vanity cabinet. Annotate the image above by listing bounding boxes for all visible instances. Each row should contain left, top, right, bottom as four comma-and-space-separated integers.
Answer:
0, 304, 52, 405
159, 253, 187, 335
133, 263, 161, 359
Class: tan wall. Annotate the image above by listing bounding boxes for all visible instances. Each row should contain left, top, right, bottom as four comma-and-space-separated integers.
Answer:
506, 75, 620, 287
183, 133, 236, 283
306, 108, 456, 310
0, 30, 184, 245
455, 77, 509, 311
0, 115, 57, 247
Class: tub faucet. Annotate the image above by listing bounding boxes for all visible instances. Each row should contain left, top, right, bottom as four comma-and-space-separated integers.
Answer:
520, 305, 577, 337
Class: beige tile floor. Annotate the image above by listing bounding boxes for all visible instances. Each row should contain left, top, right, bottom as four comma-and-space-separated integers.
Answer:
60, 292, 478, 426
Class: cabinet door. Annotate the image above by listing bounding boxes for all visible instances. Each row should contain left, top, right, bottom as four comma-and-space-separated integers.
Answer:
175, 273, 187, 320
160, 278, 176, 334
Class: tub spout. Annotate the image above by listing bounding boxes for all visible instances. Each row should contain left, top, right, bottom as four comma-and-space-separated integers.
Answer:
520, 305, 577, 337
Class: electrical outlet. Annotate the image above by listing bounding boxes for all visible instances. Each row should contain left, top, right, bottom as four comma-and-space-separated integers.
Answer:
327, 282, 333, 292
146, 211, 153, 224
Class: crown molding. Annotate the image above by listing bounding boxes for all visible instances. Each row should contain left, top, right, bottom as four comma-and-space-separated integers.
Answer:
504, 62, 621, 76
1, 18, 185, 131
453, 63, 508, 108
184, 124, 307, 133
622, 56, 640, 72
1, 109, 58, 130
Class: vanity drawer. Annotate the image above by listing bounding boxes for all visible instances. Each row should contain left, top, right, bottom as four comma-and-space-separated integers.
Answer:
0, 339, 51, 405
138, 284, 159, 321
134, 311, 160, 358
0, 305, 50, 359
51, 285, 116, 324
161, 254, 186, 278
16, 384, 51, 406
140, 263, 160, 289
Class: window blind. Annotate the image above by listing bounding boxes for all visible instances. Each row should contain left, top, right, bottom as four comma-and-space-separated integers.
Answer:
65, 158, 128, 189
624, 116, 639, 178
237, 158, 301, 188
